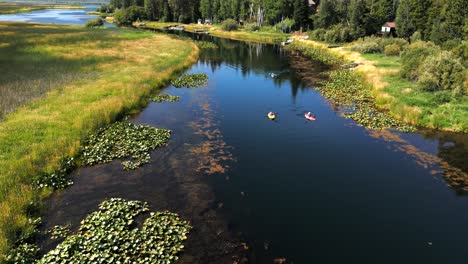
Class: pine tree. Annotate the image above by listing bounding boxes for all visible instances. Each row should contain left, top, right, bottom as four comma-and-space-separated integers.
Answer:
444, 0, 466, 39
315, 0, 338, 28
199, 0, 211, 19
293, 0, 310, 30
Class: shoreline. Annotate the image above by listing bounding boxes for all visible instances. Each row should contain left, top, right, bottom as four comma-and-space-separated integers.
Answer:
288, 39, 466, 133
138, 22, 290, 44
0, 22, 200, 258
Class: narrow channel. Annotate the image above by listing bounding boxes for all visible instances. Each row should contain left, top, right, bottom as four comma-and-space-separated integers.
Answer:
2, 9, 466, 263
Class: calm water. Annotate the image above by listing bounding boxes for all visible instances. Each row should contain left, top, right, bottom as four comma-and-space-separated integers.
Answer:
0, 5, 114, 26
12, 9, 467, 263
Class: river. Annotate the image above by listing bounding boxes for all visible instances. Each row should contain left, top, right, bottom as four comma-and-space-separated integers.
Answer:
2, 8, 468, 264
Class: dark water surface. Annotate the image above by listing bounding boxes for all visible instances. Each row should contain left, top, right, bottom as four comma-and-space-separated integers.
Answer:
36, 28, 468, 263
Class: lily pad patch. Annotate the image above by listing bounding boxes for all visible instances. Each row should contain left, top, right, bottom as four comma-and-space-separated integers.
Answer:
151, 94, 180, 103
81, 122, 171, 170
171, 73, 208, 88
37, 198, 191, 263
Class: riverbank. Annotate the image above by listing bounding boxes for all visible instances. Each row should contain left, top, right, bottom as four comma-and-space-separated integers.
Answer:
136, 22, 466, 132
287, 38, 467, 132
0, 22, 199, 258
138, 21, 290, 44
0, 3, 81, 14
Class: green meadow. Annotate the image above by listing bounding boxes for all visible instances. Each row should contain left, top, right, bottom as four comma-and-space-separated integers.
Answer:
0, 22, 198, 257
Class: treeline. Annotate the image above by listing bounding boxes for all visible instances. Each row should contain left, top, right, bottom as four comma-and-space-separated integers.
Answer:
102, 0, 466, 43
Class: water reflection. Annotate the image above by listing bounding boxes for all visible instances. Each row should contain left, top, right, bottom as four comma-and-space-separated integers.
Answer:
191, 34, 328, 100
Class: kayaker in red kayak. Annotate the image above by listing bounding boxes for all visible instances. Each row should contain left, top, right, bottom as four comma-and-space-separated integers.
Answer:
305, 112, 316, 121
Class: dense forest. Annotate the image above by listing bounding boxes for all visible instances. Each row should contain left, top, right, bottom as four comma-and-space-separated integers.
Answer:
102, 0, 466, 43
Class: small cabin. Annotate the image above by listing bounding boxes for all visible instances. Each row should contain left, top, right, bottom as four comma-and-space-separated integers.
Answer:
381, 22, 396, 33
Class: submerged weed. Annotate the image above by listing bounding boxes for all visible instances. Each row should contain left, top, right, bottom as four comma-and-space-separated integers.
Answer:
81, 122, 171, 170
171, 73, 208, 88
151, 94, 180, 103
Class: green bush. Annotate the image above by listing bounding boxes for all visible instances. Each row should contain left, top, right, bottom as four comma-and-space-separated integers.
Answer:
384, 44, 401, 56
450, 40, 468, 67
380, 37, 408, 50
308, 28, 327, 41
274, 18, 295, 33
308, 25, 353, 43
97, 4, 114, 13
244, 22, 260, 32
85, 18, 104, 28
417, 51, 466, 94
351, 41, 382, 53
221, 19, 238, 31
400, 41, 440, 80
410, 31, 422, 42
114, 5, 146, 25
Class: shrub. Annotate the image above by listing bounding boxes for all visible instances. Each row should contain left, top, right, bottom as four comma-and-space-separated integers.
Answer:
308, 25, 353, 43
351, 41, 381, 53
324, 28, 339, 43
274, 18, 295, 33
380, 37, 408, 50
416, 51, 466, 93
85, 18, 104, 28
221, 19, 238, 31
400, 41, 440, 80
410, 31, 422, 42
114, 5, 146, 25
97, 4, 114, 13
384, 44, 401, 56
450, 40, 468, 67
244, 22, 260, 32
308, 28, 326, 41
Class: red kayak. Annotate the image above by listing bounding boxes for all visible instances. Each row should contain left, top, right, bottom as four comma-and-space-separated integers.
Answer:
305, 112, 316, 121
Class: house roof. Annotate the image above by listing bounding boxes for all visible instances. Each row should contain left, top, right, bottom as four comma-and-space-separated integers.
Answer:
308, 0, 316, 5
383, 22, 396, 28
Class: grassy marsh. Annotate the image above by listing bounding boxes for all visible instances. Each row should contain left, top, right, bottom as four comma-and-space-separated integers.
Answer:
0, 22, 198, 258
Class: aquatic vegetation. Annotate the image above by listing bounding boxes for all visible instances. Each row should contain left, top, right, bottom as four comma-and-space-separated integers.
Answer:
33, 157, 75, 190
39, 198, 190, 263
0, 22, 199, 257
318, 70, 415, 131
81, 122, 171, 170
171, 73, 209, 88
4, 243, 40, 264
48, 225, 71, 240
7, 199, 190, 263
287, 42, 344, 66
151, 94, 180, 103
195, 41, 218, 49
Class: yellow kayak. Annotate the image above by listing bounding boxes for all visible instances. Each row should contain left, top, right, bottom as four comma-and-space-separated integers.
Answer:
267, 112, 276, 120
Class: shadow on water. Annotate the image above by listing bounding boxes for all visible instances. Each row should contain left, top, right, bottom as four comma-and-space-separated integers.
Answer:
39, 28, 468, 264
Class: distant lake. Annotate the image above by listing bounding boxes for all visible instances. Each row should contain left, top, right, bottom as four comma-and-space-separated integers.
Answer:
0, 5, 114, 26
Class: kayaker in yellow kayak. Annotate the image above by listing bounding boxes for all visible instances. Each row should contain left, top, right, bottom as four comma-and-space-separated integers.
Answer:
267, 112, 276, 120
